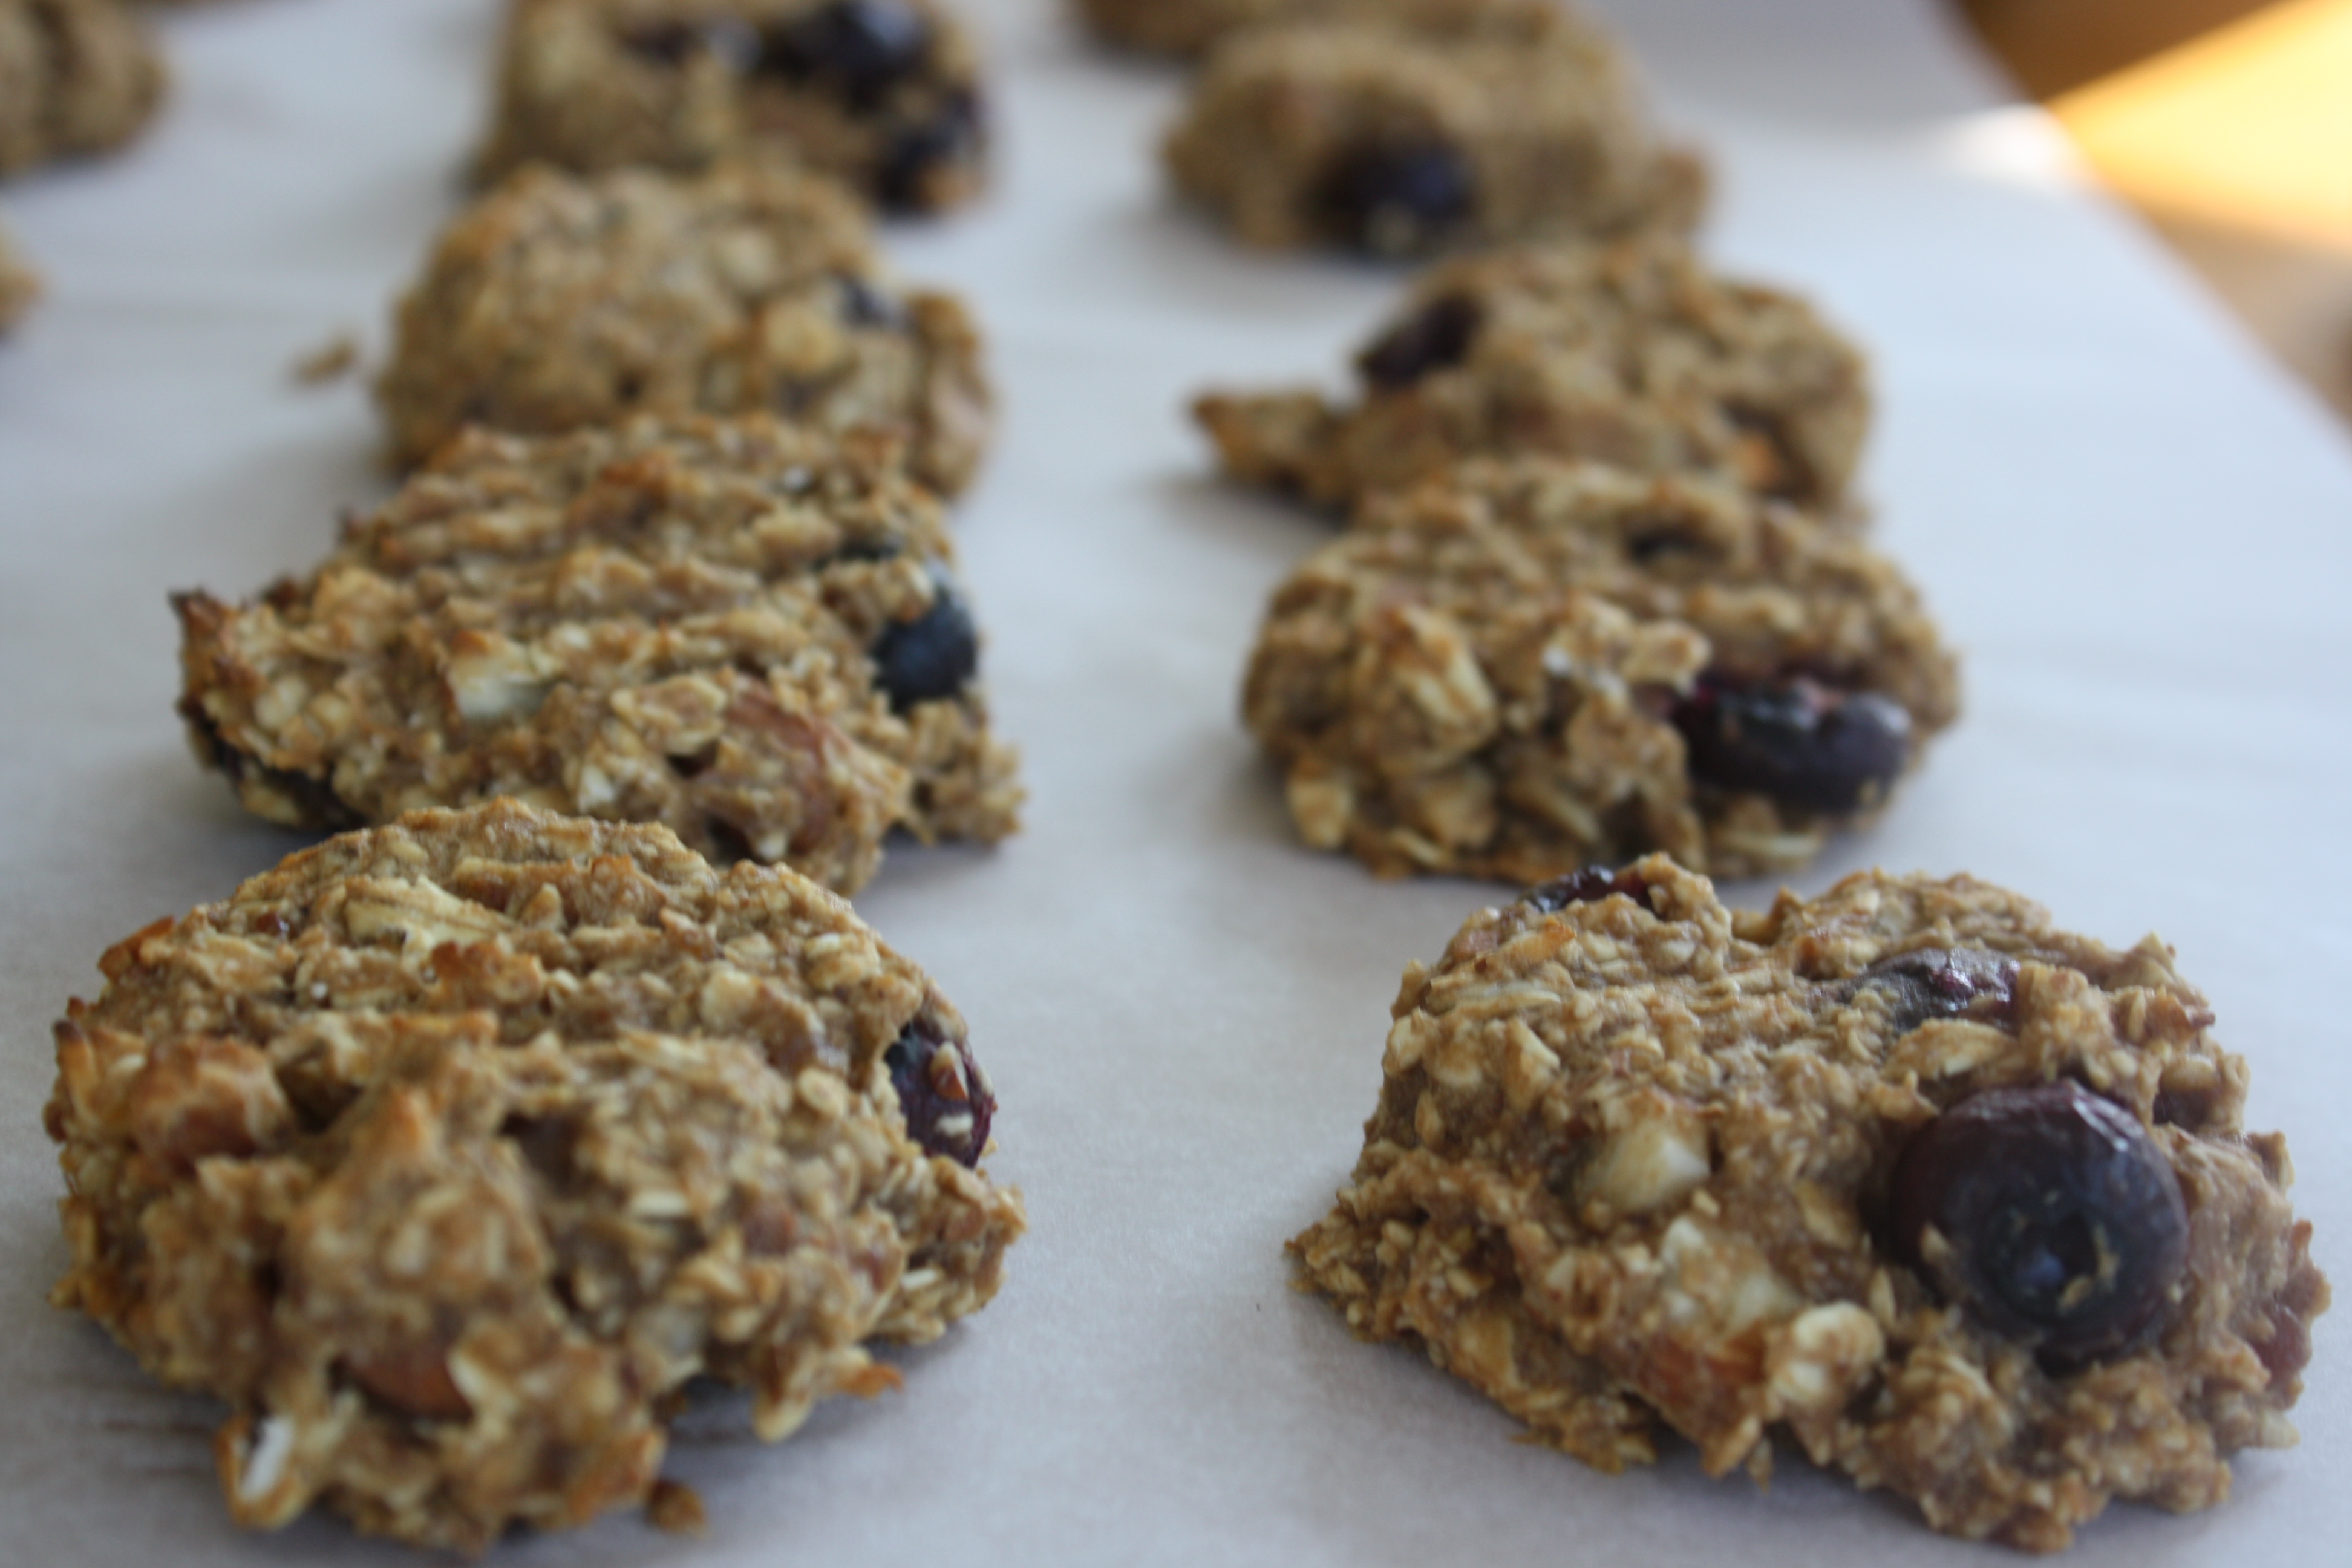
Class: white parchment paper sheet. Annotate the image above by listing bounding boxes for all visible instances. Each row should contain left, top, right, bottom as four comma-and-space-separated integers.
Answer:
1, 1, 2347, 1563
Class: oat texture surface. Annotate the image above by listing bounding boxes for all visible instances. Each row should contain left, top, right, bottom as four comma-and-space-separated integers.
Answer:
1294, 858, 2327, 1549
377, 162, 993, 492
174, 416, 1021, 897
1244, 459, 1957, 882
1197, 236, 1869, 514
45, 800, 1025, 1550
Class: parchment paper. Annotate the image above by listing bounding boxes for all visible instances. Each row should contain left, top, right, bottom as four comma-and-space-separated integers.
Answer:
1, 1, 2347, 1563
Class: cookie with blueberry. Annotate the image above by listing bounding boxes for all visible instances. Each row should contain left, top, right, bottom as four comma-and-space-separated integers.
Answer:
477, 0, 988, 214
377, 162, 993, 493
1197, 235, 1870, 515
47, 799, 1024, 1550
173, 416, 1021, 897
0, 0, 163, 177
1163, 0, 1702, 257
1243, 458, 1956, 881
1293, 857, 2327, 1547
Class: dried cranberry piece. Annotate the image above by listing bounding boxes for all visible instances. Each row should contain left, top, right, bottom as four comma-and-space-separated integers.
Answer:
1890, 1081, 2189, 1367
1318, 142, 1474, 255
875, 90, 982, 210
872, 586, 977, 710
1521, 866, 1647, 915
1849, 946, 2019, 1034
760, 0, 933, 106
884, 1019, 993, 1166
1357, 295, 1481, 388
1672, 676, 1910, 815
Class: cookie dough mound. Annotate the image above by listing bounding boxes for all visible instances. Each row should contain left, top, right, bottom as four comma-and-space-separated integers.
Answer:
1197, 236, 1869, 513
477, 0, 989, 215
1163, 2, 1702, 257
377, 162, 993, 492
174, 416, 1021, 895
0, 220, 36, 328
46, 801, 1025, 1550
0, 0, 163, 176
1293, 858, 2327, 1549
1245, 459, 1956, 881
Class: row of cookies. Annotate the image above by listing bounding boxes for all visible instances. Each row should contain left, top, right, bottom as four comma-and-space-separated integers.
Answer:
188, 3, 1028, 898
44, 1, 1038, 1552
1070, 0, 2330, 1552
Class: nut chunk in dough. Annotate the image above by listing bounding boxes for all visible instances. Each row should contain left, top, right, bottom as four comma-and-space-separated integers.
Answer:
477, 0, 990, 214
1196, 235, 1869, 514
1244, 459, 1957, 882
377, 163, 993, 494
1292, 858, 2327, 1549
45, 802, 1025, 1551
174, 416, 1021, 897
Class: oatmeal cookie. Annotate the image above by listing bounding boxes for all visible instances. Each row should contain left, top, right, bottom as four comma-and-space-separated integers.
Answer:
0, 0, 164, 176
46, 800, 1024, 1550
174, 416, 1021, 897
376, 162, 993, 492
0, 219, 36, 328
1197, 236, 1870, 514
477, 0, 988, 215
1292, 858, 2327, 1548
1244, 459, 1956, 881
1162, 2, 1702, 257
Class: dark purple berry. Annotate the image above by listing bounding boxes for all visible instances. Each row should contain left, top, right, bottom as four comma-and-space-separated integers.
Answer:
177, 694, 364, 832
837, 272, 908, 330
1319, 143, 1474, 255
884, 1019, 993, 1166
760, 0, 933, 106
875, 90, 982, 211
872, 587, 976, 710
1849, 946, 2019, 1034
1672, 676, 1911, 815
1357, 295, 1481, 388
1890, 1081, 2189, 1366
1521, 866, 1647, 915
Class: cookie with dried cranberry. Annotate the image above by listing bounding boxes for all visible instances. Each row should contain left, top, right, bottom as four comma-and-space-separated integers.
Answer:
0, 220, 36, 328
0, 0, 164, 177
174, 415, 1021, 897
477, 0, 988, 214
1163, 1, 1702, 258
1197, 235, 1869, 514
377, 162, 992, 492
1243, 458, 1955, 881
1293, 857, 2327, 1547
45, 800, 1025, 1551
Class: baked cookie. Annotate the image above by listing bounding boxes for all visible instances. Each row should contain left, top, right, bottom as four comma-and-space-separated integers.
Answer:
376, 163, 993, 492
47, 800, 1025, 1550
0, 0, 165, 177
477, 0, 988, 215
1293, 858, 2327, 1548
1197, 236, 1870, 514
1243, 459, 1956, 881
174, 416, 1021, 897
1163, 2, 1702, 257
0, 219, 37, 329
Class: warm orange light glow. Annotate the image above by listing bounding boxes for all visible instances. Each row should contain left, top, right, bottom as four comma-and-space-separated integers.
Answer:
2052, 0, 2352, 249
